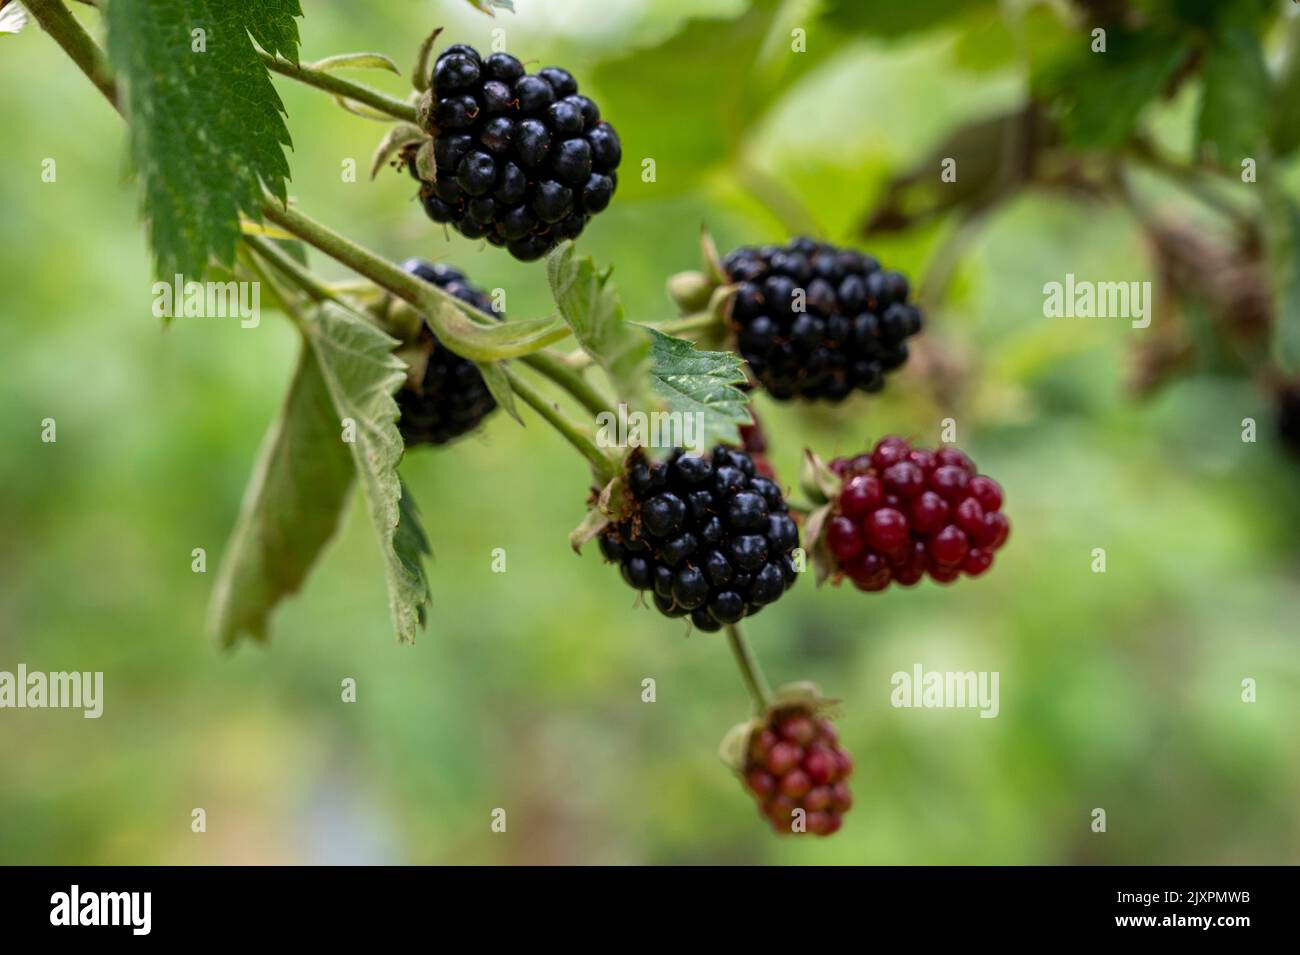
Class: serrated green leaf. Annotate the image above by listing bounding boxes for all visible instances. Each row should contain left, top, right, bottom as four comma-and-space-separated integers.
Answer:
208, 342, 355, 647
546, 242, 652, 409
302, 302, 432, 643
1033, 29, 1189, 147
644, 328, 751, 449
1196, 28, 1270, 167
245, 0, 303, 62
106, 0, 301, 278
822, 0, 994, 37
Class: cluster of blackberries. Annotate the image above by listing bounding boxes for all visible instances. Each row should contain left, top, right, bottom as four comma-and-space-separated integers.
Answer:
823, 436, 1010, 590
721, 237, 923, 402
598, 447, 800, 630
414, 44, 622, 261
743, 706, 853, 836
395, 259, 499, 446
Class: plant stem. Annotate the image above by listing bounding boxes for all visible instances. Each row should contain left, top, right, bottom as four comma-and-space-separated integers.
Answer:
238, 243, 309, 335
243, 234, 337, 304
505, 368, 617, 480
725, 623, 771, 715
520, 352, 612, 419
259, 52, 419, 124
260, 194, 573, 360
26, 0, 120, 113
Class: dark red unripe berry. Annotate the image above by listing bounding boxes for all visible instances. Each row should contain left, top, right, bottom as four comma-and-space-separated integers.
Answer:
740, 705, 853, 837
766, 741, 802, 776
840, 474, 883, 519
826, 515, 866, 561
865, 507, 909, 552
823, 437, 1009, 590
928, 524, 969, 567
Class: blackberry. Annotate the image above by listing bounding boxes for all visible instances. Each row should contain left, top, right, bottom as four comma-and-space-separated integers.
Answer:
417, 44, 622, 261
820, 436, 1010, 590
598, 447, 801, 627
720, 237, 923, 402
742, 705, 853, 836
395, 258, 501, 446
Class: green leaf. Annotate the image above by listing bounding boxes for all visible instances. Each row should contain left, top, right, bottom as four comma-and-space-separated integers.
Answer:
309, 51, 401, 75
208, 343, 355, 647
1034, 29, 1189, 147
467, 0, 514, 14
822, 0, 994, 38
475, 360, 522, 425
592, 0, 807, 194
1196, 28, 1270, 167
302, 302, 432, 643
644, 328, 751, 449
244, 0, 303, 62
546, 242, 652, 408
106, 0, 302, 277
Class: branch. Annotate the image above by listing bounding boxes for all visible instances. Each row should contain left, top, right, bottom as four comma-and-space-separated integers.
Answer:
259, 52, 419, 124
25, 0, 120, 113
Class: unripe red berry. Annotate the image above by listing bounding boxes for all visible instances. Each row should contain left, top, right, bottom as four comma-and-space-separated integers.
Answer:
740, 705, 853, 837
746, 768, 777, 797
803, 746, 836, 785
908, 448, 937, 472
822, 440, 1008, 591
804, 786, 833, 812
780, 769, 812, 798
929, 465, 970, 502
929, 524, 969, 567
954, 496, 985, 537
935, 446, 974, 472
826, 515, 866, 561
962, 548, 994, 576
840, 474, 883, 519
777, 714, 816, 746
871, 435, 911, 470
968, 475, 1003, 511
910, 490, 949, 535
865, 507, 909, 552
766, 741, 802, 775
982, 510, 1011, 549
882, 461, 925, 498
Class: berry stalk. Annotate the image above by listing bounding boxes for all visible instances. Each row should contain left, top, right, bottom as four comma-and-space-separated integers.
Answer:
259, 193, 572, 361
258, 51, 419, 125
503, 367, 618, 480
725, 623, 771, 715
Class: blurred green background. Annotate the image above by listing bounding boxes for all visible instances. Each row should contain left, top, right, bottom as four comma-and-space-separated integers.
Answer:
2, 0, 1299, 864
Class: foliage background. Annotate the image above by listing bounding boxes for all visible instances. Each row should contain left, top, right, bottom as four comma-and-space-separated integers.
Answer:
1, 0, 1298, 864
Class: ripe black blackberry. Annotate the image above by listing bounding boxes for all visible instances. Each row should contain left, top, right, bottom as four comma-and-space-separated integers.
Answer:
417, 44, 622, 261
598, 447, 801, 629
721, 237, 923, 402
395, 258, 500, 446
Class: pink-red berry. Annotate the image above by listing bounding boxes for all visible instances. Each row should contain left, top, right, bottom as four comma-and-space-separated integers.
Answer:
822, 436, 1010, 590
740, 705, 854, 836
